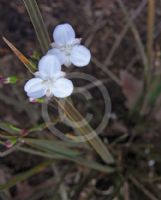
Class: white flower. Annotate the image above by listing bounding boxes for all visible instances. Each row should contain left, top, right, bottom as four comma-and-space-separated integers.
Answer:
24, 55, 73, 99
47, 23, 91, 67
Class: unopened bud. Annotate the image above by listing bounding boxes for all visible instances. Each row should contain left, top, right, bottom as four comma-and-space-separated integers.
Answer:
5, 76, 18, 84
0, 75, 18, 84
29, 98, 44, 103
0, 76, 6, 84
4, 140, 13, 148
20, 129, 29, 136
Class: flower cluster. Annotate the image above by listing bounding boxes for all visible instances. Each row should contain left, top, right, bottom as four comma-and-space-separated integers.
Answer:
24, 23, 91, 100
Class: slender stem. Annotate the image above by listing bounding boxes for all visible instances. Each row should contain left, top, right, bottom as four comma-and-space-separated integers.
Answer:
130, 176, 159, 200
103, 0, 147, 68
117, 0, 149, 87
147, 0, 155, 72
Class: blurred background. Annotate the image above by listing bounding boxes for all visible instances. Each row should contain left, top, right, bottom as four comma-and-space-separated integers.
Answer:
1, 0, 161, 199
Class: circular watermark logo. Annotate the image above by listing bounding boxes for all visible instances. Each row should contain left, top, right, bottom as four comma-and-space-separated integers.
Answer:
41, 72, 111, 143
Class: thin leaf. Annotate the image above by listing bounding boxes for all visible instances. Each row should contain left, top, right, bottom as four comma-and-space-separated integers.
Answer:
0, 192, 10, 200
117, 0, 149, 86
147, 0, 155, 69
0, 122, 21, 134
58, 99, 114, 164
17, 146, 114, 173
17, 146, 61, 159
24, 138, 80, 157
23, 0, 51, 53
147, 79, 161, 106
0, 160, 54, 191
2, 37, 35, 73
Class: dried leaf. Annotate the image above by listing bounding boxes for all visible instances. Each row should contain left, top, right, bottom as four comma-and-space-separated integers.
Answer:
120, 70, 143, 109
2, 37, 35, 73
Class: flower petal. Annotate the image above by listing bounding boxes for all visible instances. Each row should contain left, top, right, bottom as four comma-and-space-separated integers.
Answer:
71, 45, 91, 67
52, 78, 73, 98
24, 78, 46, 99
47, 48, 71, 67
24, 78, 44, 92
53, 23, 75, 45
47, 48, 66, 65
27, 90, 45, 99
38, 55, 61, 78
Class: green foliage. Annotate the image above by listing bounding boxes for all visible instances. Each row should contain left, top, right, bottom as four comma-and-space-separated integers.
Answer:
147, 79, 161, 106
23, 0, 51, 53
22, 138, 115, 173
0, 160, 54, 191
0, 122, 21, 134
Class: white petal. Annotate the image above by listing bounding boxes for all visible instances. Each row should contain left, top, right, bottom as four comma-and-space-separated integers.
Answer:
52, 78, 73, 98
71, 45, 91, 67
24, 78, 46, 99
47, 48, 66, 65
38, 55, 61, 78
27, 90, 45, 99
53, 71, 66, 80
47, 48, 71, 67
34, 71, 44, 79
24, 78, 43, 92
53, 23, 75, 45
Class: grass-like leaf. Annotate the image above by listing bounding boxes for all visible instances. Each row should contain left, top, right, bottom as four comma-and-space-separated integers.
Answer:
57, 99, 114, 163
146, 79, 161, 106
24, 138, 81, 157
0, 122, 21, 134
23, 0, 51, 53
0, 160, 54, 191
117, 0, 149, 86
147, 0, 155, 69
17, 145, 114, 173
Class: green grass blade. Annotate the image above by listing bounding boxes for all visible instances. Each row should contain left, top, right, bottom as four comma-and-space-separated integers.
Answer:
147, 79, 161, 106
117, 0, 149, 86
0, 160, 54, 191
147, 0, 155, 69
17, 146, 61, 159
58, 99, 114, 164
0, 122, 21, 134
23, 0, 51, 53
24, 138, 81, 157
17, 146, 114, 173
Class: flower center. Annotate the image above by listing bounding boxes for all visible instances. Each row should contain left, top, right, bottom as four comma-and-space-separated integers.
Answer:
43, 72, 65, 97
61, 44, 72, 56
45, 78, 55, 97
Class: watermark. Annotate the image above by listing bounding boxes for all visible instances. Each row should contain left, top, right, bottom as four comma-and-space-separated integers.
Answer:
41, 72, 111, 143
